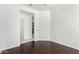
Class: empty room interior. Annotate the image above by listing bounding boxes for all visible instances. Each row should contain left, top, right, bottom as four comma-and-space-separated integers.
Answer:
1, 4, 79, 54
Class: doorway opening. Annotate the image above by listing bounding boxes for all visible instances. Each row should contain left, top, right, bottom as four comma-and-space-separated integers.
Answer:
20, 10, 35, 44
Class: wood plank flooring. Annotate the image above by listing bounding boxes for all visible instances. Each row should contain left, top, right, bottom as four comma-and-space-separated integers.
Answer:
1, 41, 79, 54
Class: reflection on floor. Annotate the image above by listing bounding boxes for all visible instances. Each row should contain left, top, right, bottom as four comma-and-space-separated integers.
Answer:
1, 41, 79, 54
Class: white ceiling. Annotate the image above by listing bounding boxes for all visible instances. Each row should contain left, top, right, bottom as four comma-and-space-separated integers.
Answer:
23, 4, 78, 10
24, 4, 61, 10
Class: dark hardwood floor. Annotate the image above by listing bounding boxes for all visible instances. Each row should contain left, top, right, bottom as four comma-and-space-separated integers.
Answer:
1, 41, 79, 54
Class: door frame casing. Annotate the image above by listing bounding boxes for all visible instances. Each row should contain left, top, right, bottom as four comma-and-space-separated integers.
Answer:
20, 5, 38, 44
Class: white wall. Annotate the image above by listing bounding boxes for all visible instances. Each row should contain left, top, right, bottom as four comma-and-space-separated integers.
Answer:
0, 5, 20, 52
36, 11, 51, 41
52, 5, 79, 50
0, 5, 5, 51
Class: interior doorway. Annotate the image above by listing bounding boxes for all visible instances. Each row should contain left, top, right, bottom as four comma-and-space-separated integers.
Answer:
20, 10, 35, 44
